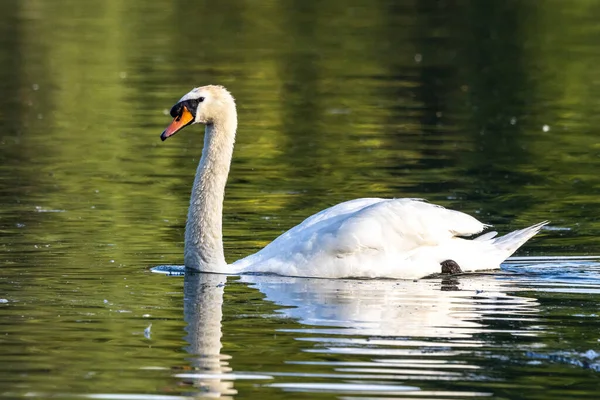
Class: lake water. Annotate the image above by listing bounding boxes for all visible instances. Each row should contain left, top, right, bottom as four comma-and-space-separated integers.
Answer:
1, 0, 600, 399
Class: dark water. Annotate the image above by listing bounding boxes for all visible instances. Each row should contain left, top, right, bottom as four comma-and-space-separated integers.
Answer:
1, 0, 600, 398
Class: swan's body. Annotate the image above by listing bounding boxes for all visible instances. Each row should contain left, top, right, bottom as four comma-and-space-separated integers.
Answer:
160, 85, 546, 279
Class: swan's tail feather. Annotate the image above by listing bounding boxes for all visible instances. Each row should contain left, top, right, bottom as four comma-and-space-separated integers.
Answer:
492, 221, 549, 257
474, 231, 498, 241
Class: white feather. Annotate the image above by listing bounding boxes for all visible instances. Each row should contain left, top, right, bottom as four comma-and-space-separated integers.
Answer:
232, 199, 547, 278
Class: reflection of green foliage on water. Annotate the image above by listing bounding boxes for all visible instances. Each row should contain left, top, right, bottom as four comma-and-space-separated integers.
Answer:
1, 1, 600, 397
2, 0, 600, 267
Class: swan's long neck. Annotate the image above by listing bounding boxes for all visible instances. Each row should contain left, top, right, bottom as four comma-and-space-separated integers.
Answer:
185, 112, 237, 272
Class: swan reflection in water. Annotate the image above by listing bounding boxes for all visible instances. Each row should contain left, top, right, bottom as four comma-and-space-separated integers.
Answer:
178, 271, 540, 397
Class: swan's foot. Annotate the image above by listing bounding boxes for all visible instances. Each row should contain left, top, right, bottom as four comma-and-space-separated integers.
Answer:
441, 260, 462, 274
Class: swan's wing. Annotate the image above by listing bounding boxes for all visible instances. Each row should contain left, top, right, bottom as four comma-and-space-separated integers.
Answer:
234, 198, 487, 271
232, 198, 385, 269
274, 198, 385, 241
325, 199, 487, 255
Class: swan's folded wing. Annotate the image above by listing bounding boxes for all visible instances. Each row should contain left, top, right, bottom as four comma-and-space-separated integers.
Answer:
233, 198, 488, 272
232, 198, 385, 269
327, 199, 488, 255
281, 198, 385, 236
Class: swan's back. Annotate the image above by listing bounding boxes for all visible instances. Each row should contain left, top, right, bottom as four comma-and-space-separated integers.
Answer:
232, 198, 498, 278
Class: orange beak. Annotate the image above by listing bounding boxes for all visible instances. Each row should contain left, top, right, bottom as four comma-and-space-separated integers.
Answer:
161, 106, 195, 141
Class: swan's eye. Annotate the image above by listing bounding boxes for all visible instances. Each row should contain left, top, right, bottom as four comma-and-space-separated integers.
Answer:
198, 97, 205, 102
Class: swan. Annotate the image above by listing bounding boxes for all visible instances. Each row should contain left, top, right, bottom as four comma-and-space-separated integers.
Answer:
160, 85, 547, 279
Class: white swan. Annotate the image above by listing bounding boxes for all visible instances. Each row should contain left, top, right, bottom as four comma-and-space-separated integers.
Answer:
160, 85, 546, 279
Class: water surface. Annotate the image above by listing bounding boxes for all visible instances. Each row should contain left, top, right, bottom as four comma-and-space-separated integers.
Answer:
1, 0, 600, 398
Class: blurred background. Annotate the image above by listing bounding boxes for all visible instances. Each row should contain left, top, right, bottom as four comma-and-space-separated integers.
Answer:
2, 0, 600, 266
1, 0, 600, 398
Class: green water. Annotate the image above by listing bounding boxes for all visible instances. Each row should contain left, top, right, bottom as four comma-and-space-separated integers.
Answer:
1, 0, 599, 398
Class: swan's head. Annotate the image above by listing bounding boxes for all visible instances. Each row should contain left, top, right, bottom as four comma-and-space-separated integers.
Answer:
160, 85, 235, 141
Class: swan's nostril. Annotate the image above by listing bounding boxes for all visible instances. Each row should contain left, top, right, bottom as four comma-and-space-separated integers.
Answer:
161, 105, 195, 141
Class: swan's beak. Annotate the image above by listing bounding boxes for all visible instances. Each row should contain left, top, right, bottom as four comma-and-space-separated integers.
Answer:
161, 106, 194, 141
